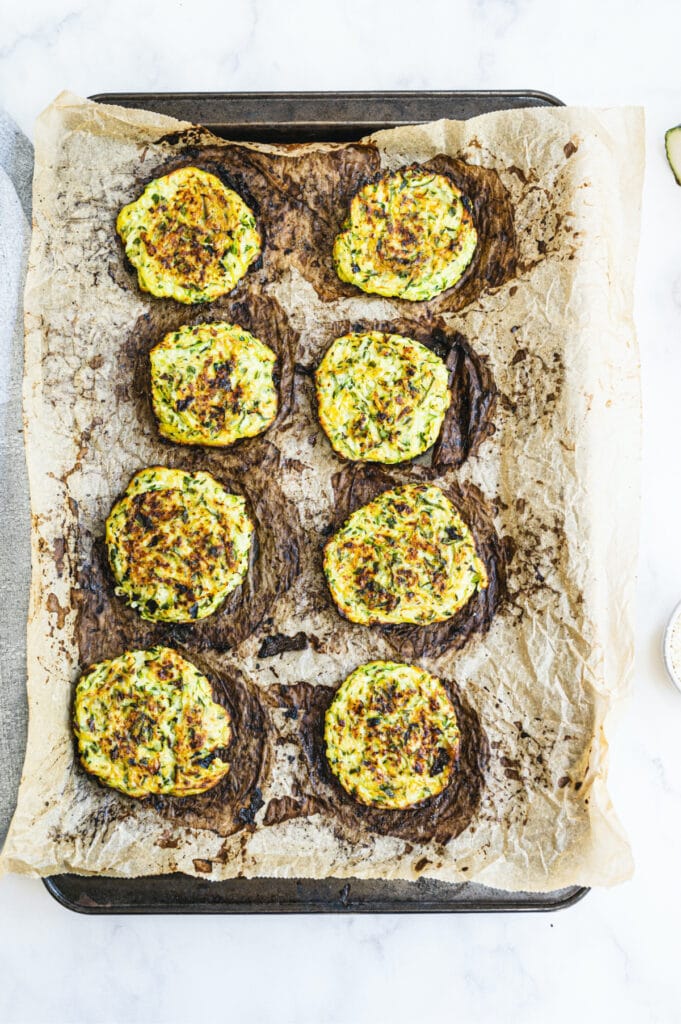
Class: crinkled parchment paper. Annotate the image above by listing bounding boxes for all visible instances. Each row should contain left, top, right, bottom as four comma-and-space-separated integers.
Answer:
0, 92, 644, 891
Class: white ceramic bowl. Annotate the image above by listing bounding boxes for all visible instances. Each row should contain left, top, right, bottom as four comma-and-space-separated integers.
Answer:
662, 599, 681, 693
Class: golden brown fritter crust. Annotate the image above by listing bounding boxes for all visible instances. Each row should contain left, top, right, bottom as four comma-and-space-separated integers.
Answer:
333, 165, 478, 300
77, 444, 301, 662
267, 677, 487, 844
123, 143, 516, 315
150, 322, 278, 447
323, 483, 488, 626
308, 317, 497, 469
121, 294, 297, 459
315, 332, 452, 464
105, 468, 253, 623
116, 166, 262, 303
327, 463, 506, 659
73, 646, 232, 798
324, 661, 461, 809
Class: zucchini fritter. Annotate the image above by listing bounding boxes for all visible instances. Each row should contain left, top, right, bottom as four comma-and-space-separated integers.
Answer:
74, 646, 232, 798
150, 321, 278, 446
315, 331, 451, 463
324, 482, 488, 625
324, 660, 460, 809
333, 165, 478, 301
116, 166, 261, 304
106, 467, 253, 623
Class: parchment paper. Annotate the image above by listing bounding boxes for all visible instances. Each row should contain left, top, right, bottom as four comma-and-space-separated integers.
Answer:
0, 92, 644, 891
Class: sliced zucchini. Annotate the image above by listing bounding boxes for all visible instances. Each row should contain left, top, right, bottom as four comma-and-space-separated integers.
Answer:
665, 126, 681, 185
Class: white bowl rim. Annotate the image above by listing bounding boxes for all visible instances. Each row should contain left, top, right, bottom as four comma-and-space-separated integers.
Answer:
662, 599, 681, 694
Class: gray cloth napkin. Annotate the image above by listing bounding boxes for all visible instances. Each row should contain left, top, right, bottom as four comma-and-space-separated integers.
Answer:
0, 110, 32, 849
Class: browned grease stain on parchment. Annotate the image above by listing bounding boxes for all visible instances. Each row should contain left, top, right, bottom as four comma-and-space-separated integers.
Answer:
325, 462, 507, 661
119, 292, 298, 463
63, 654, 271, 844
301, 315, 497, 471
114, 137, 518, 318
75, 442, 302, 664
140, 653, 271, 839
262, 677, 488, 845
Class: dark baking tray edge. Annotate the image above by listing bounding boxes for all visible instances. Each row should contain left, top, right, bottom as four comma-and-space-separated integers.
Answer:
44, 88, 583, 914
44, 874, 588, 915
87, 89, 565, 142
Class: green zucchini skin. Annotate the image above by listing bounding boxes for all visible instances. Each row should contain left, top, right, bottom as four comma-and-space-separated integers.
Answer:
666, 126, 681, 186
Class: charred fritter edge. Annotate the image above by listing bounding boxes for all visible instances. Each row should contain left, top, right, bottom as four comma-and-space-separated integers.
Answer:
311, 153, 517, 311
324, 661, 462, 809
421, 154, 518, 313
121, 294, 297, 459
332, 165, 479, 301
326, 463, 507, 660
309, 317, 497, 468
262, 678, 487, 844
116, 166, 262, 304
72, 648, 271, 838
315, 332, 452, 464
76, 444, 301, 663
73, 646, 233, 798
148, 651, 271, 838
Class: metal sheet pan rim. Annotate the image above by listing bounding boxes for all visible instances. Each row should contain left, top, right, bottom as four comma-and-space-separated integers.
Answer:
43, 875, 589, 915
85, 89, 565, 142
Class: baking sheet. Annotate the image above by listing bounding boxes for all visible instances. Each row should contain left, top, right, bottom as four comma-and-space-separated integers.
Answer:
47, 90, 589, 915
0, 90, 643, 896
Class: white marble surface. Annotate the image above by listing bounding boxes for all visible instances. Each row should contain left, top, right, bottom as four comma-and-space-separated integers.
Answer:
1, 1, 681, 1022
